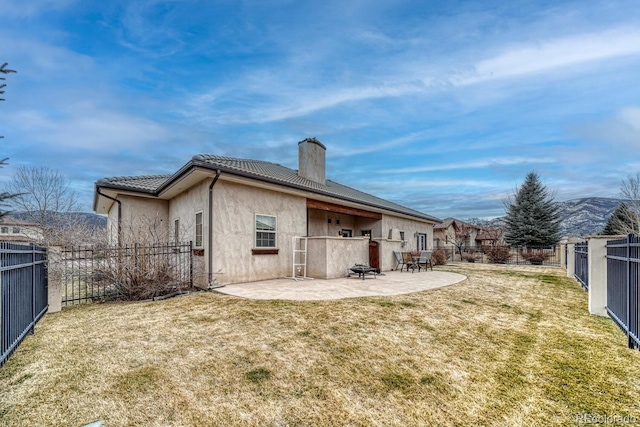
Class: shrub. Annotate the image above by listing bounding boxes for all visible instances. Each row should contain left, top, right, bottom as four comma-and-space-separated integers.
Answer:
462, 254, 476, 263
432, 249, 448, 266
91, 244, 191, 301
486, 246, 512, 264
521, 249, 551, 265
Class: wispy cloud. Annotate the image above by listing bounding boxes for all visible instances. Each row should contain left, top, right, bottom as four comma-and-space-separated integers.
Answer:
380, 157, 557, 174
575, 105, 640, 151
0, 0, 78, 18
458, 28, 640, 85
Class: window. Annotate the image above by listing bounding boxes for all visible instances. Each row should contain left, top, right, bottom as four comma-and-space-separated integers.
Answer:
0, 227, 7, 234
12, 227, 20, 234
361, 230, 372, 239
417, 233, 427, 250
174, 219, 180, 243
195, 212, 203, 248
256, 214, 276, 247
400, 231, 405, 241
340, 229, 353, 237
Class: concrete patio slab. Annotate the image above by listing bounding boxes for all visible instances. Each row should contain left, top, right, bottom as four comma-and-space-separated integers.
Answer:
214, 269, 467, 300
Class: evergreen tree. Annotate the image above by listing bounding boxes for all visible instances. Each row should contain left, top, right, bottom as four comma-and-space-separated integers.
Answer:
0, 62, 18, 218
504, 171, 561, 246
600, 202, 639, 235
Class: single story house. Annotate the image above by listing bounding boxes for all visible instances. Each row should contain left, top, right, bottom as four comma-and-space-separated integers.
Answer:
93, 138, 441, 287
0, 216, 43, 243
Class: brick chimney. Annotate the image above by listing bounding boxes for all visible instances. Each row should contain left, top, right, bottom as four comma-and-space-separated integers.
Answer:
298, 138, 326, 185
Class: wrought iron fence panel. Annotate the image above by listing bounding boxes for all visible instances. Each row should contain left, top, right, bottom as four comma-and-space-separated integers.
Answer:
443, 245, 561, 266
606, 234, 640, 350
62, 241, 193, 306
574, 241, 589, 291
0, 242, 48, 367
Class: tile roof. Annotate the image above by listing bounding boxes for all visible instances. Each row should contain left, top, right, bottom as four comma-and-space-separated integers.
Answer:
96, 175, 172, 193
98, 155, 441, 223
434, 217, 480, 230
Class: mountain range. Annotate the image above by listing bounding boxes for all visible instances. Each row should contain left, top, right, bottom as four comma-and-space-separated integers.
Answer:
6, 197, 624, 239
477, 197, 624, 237
10, 211, 107, 228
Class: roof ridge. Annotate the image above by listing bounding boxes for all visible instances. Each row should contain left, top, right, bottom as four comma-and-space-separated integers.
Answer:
98, 174, 172, 183
194, 154, 288, 168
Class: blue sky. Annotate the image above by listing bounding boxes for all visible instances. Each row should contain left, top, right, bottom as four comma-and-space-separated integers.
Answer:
2, 0, 640, 219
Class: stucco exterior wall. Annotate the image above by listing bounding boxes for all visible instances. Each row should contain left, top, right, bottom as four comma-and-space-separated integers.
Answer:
168, 180, 210, 287
211, 180, 307, 284
376, 239, 406, 271
308, 208, 368, 237
107, 202, 118, 244
382, 215, 434, 252
168, 180, 209, 245
307, 236, 369, 279
355, 217, 382, 239
106, 195, 169, 245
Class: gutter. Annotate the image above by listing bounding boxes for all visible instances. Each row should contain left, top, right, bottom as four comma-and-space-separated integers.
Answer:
96, 187, 122, 247
208, 170, 224, 289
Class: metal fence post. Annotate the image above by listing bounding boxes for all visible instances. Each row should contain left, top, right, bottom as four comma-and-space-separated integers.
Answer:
189, 241, 194, 288
30, 243, 36, 335
628, 234, 633, 349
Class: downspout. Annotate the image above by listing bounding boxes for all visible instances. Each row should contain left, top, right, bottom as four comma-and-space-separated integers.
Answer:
208, 170, 223, 288
97, 187, 122, 248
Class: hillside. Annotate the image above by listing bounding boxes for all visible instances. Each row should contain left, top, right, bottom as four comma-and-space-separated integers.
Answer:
480, 197, 624, 237
10, 211, 107, 228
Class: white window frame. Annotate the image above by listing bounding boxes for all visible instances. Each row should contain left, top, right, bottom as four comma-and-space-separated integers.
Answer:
255, 214, 277, 248
195, 212, 203, 248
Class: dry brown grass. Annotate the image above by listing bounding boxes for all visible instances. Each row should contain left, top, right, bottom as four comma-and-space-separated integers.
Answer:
2, 263, 640, 426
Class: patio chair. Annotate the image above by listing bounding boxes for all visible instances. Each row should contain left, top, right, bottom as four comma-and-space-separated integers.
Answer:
393, 251, 405, 271
402, 252, 416, 272
417, 250, 433, 271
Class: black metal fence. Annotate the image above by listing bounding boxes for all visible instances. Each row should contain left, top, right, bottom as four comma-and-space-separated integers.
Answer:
574, 241, 589, 291
62, 241, 193, 306
606, 234, 640, 350
1, 242, 48, 367
438, 245, 561, 266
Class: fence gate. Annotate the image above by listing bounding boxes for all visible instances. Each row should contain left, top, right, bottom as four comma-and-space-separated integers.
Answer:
606, 234, 640, 350
1, 242, 48, 367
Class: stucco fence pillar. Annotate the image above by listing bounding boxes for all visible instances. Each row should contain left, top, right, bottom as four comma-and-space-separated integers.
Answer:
566, 243, 575, 279
559, 243, 567, 268
587, 236, 609, 317
47, 245, 63, 313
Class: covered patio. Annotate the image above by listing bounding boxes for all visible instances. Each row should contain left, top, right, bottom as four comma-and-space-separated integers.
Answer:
214, 269, 466, 300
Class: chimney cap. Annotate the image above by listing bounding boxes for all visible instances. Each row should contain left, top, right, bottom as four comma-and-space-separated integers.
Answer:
298, 137, 326, 150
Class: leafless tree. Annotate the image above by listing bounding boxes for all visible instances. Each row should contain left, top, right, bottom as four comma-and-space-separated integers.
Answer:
0, 63, 19, 215
448, 221, 475, 260
619, 173, 640, 234
4, 166, 84, 245
480, 227, 505, 247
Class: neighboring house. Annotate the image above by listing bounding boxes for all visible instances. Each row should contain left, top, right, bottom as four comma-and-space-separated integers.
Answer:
433, 217, 481, 250
475, 229, 505, 246
0, 216, 43, 243
93, 138, 442, 287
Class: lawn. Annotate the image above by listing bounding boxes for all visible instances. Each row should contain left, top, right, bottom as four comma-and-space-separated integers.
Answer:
1, 263, 640, 426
